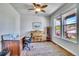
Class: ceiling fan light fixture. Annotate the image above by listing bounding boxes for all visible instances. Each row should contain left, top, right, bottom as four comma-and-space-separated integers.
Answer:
28, 3, 48, 14
35, 8, 41, 12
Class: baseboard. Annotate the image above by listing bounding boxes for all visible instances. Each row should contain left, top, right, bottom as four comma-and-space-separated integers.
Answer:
50, 40, 75, 56
32, 40, 48, 43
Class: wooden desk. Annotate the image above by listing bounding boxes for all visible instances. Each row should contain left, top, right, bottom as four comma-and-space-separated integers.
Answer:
2, 40, 20, 56
20, 36, 25, 52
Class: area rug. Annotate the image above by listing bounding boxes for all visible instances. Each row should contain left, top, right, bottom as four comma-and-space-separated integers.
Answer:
21, 42, 66, 56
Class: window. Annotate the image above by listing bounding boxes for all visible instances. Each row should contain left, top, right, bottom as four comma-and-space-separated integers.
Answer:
54, 9, 77, 43
55, 16, 61, 38
63, 9, 77, 43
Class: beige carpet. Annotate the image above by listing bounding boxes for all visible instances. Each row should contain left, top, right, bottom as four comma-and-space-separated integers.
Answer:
21, 42, 67, 56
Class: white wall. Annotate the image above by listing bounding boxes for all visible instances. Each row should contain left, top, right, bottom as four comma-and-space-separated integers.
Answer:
0, 4, 20, 36
50, 3, 79, 55
0, 4, 20, 51
20, 14, 49, 35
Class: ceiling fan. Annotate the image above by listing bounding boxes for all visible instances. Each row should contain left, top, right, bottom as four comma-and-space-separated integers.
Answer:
28, 3, 48, 14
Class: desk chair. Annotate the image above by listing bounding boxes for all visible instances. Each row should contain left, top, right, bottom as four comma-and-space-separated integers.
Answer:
23, 36, 32, 51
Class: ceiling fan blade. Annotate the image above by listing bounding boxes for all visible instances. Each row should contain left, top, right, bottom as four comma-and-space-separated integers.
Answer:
36, 4, 41, 7
33, 3, 41, 7
28, 8, 34, 10
33, 3, 37, 6
41, 5, 48, 8
41, 10, 46, 13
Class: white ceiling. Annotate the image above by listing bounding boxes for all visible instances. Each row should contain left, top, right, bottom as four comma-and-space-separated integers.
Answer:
10, 3, 64, 16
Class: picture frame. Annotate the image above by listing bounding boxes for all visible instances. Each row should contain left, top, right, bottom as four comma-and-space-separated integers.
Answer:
32, 22, 42, 30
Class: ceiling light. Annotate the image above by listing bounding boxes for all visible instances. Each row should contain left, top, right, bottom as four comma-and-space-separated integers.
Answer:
35, 8, 41, 12
28, 3, 48, 14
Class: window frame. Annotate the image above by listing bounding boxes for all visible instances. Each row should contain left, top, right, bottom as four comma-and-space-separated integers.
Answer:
54, 15, 62, 38
62, 8, 77, 43
54, 8, 77, 43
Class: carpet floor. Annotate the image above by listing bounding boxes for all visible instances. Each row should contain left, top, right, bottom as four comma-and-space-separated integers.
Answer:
21, 42, 71, 56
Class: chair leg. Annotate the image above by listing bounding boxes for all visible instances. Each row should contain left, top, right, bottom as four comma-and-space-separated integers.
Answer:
26, 43, 30, 51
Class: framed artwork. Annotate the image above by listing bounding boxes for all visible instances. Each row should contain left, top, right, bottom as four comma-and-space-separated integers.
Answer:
32, 22, 42, 30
